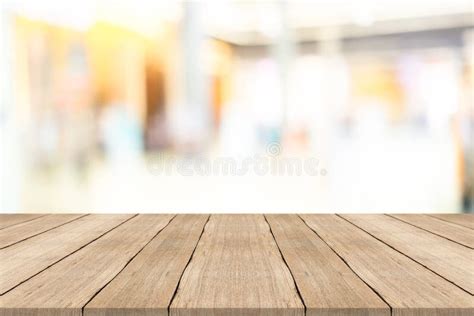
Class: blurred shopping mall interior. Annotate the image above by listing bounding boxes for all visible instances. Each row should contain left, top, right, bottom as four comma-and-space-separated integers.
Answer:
0, 0, 473, 213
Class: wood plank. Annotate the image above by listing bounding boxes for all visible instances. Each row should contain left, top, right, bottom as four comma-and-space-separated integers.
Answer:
0, 214, 174, 316
85, 214, 209, 316
0, 214, 133, 294
170, 214, 304, 316
341, 214, 474, 294
301, 214, 474, 316
265, 214, 390, 316
0, 214, 45, 230
429, 214, 474, 230
390, 214, 474, 248
0, 214, 86, 249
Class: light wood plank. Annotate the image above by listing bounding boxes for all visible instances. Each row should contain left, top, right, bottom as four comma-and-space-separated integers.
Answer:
301, 214, 474, 316
341, 214, 474, 294
0, 214, 133, 294
266, 214, 390, 316
0, 214, 174, 316
0, 214, 45, 230
170, 214, 304, 316
390, 214, 474, 248
84, 214, 208, 316
429, 214, 474, 230
0, 214, 86, 249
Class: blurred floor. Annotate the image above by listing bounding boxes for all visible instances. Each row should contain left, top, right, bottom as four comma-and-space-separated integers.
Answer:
21, 133, 459, 213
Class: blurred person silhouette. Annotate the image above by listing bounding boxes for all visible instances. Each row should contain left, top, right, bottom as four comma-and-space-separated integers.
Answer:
100, 102, 143, 164
56, 42, 94, 181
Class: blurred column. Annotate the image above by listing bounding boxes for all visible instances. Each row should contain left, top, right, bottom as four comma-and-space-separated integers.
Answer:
0, 3, 23, 211
272, 0, 295, 136
461, 29, 474, 212
317, 26, 343, 127
176, 1, 210, 148
312, 27, 343, 155
315, 26, 345, 204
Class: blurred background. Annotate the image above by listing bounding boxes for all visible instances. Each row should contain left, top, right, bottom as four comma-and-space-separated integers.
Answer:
0, 0, 473, 213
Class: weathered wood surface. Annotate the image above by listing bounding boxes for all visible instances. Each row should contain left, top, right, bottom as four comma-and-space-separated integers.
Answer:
0, 214, 174, 316
85, 214, 208, 316
0, 214, 45, 230
0, 214, 133, 294
0, 213, 472, 316
265, 214, 390, 316
0, 214, 85, 249
170, 214, 305, 316
429, 214, 474, 230
301, 214, 474, 316
341, 214, 474, 294
390, 214, 474, 248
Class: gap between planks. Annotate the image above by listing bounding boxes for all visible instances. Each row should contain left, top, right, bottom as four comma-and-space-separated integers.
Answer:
0, 214, 88, 249
337, 214, 473, 296
0, 214, 138, 296
166, 215, 211, 315
0, 214, 47, 230
0, 214, 173, 316
168, 215, 305, 316
263, 215, 307, 313
295, 214, 393, 316
83, 214, 210, 316
80, 214, 179, 314
301, 214, 473, 316
1, 214, 472, 316
426, 214, 474, 230
385, 214, 473, 249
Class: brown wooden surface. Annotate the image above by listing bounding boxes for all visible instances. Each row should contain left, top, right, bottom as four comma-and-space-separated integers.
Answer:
170, 214, 304, 316
0, 214, 173, 316
301, 214, 474, 316
341, 214, 474, 294
0, 214, 85, 249
0, 214, 133, 294
0, 214, 45, 230
85, 214, 208, 316
429, 214, 474, 230
0, 213, 472, 316
390, 214, 474, 248
265, 214, 390, 316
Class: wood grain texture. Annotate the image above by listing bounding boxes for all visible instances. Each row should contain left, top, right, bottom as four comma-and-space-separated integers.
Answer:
0, 214, 472, 316
300, 214, 474, 316
0, 214, 85, 249
170, 214, 304, 316
0, 214, 133, 294
390, 214, 474, 248
265, 214, 390, 316
0, 214, 174, 316
341, 214, 474, 294
0, 214, 45, 230
84, 214, 209, 316
429, 214, 474, 230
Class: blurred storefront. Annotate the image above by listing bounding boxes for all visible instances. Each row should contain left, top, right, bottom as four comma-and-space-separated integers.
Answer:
1, 0, 473, 212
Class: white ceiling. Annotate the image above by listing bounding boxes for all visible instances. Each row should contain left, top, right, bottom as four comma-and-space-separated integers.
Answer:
4, 0, 474, 44
203, 0, 474, 44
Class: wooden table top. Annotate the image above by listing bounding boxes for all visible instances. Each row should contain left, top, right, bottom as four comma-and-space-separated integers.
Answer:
0, 214, 472, 316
